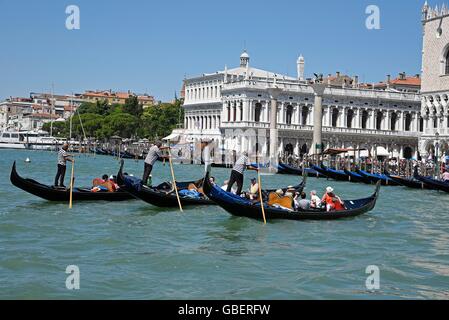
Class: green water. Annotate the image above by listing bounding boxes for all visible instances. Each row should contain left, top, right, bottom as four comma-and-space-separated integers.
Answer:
0, 149, 448, 299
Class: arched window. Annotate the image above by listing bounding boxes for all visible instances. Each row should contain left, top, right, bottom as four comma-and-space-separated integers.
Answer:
403, 146, 413, 160
419, 116, 424, 132
346, 109, 354, 128
405, 113, 412, 131
254, 103, 262, 122
362, 110, 368, 129
390, 112, 398, 131
331, 108, 339, 127
301, 106, 309, 125
376, 111, 383, 130
286, 105, 293, 125
446, 49, 449, 75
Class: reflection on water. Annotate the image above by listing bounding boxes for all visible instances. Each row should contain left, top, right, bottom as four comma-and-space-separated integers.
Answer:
1, 149, 449, 299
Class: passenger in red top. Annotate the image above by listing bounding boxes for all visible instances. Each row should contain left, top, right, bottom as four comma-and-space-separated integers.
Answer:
321, 187, 345, 212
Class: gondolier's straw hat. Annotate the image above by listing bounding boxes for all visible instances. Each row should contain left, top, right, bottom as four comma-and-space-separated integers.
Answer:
326, 187, 334, 193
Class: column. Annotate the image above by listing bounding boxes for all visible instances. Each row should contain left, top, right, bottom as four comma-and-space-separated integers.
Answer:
385, 111, 390, 131
243, 100, 249, 122
298, 105, 302, 125
269, 88, 282, 164
308, 106, 314, 126
309, 84, 326, 156
236, 102, 241, 122
356, 108, 361, 129
264, 101, 269, 122
327, 106, 333, 127
399, 111, 404, 132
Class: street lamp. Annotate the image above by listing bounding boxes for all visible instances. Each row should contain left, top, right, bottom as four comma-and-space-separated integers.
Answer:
435, 132, 440, 178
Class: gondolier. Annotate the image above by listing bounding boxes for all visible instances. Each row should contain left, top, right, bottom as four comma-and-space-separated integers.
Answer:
54, 143, 74, 188
142, 141, 169, 186
226, 151, 257, 196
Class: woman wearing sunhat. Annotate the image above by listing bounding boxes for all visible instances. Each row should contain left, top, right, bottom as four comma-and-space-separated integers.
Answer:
321, 186, 345, 212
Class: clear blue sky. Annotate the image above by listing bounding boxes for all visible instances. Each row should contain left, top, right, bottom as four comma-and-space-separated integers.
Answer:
0, 0, 432, 101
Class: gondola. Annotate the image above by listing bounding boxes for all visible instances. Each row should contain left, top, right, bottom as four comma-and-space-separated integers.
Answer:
384, 170, 432, 190
413, 170, 449, 193
311, 165, 350, 181
343, 169, 370, 184
278, 163, 324, 178
10, 161, 133, 201
356, 169, 400, 186
117, 161, 307, 208
202, 168, 381, 221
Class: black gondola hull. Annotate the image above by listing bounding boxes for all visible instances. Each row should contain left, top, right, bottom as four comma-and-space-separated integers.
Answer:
10, 162, 133, 201
202, 170, 380, 221
414, 173, 449, 193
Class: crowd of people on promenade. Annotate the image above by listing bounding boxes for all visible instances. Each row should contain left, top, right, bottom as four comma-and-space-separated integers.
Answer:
52, 141, 449, 204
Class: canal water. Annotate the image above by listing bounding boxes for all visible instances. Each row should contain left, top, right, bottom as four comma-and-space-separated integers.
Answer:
0, 149, 448, 299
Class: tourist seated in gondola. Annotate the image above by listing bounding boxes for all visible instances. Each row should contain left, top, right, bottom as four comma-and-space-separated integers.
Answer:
109, 175, 119, 191
221, 180, 236, 194
322, 187, 345, 212
246, 178, 259, 200
310, 190, 322, 209
267, 189, 294, 211
294, 192, 311, 211
441, 169, 449, 183
91, 174, 116, 192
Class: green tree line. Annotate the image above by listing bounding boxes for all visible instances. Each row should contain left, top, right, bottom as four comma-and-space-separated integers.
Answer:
43, 97, 184, 141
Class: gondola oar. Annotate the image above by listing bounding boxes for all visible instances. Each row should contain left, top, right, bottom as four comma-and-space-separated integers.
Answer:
257, 165, 267, 224
168, 147, 183, 212
69, 160, 75, 208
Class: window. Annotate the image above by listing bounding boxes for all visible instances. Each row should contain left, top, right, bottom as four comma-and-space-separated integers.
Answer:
302, 106, 309, 125
331, 109, 339, 127
446, 49, 449, 75
254, 103, 262, 122
390, 112, 397, 131
346, 109, 354, 128
376, 111, 383, 130
405, 113, 412, 131
362, 110, 368, 129
286, 105, 293, 125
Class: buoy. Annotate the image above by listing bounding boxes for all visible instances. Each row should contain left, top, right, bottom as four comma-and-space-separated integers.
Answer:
25, 157, 31, 163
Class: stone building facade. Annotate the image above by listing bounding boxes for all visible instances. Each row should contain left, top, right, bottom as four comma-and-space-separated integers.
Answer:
420, 2, 449, 158
175, 51, 422, 162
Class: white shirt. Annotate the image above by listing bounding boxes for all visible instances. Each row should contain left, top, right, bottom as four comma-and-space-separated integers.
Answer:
145, 145, 162, 166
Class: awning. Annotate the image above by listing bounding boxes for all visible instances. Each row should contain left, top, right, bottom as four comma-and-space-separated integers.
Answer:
360, 147, 389, 158
323, 148, 366, 156
163, 133, 180, 141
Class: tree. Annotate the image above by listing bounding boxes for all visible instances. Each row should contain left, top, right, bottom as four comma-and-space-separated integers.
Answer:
42, 121, 66, 137
97, 113, 139, 139
123, 95, 143, 118
140, 100, 183, 140
77, 100, 109, 115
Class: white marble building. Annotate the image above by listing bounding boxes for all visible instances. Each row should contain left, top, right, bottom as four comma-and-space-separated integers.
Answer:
176, 50, 422, 162
420, 2, 449, 158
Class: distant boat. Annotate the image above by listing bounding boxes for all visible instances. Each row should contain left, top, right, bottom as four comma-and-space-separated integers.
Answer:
0, 127, 63, 151
25, 157, 31, 163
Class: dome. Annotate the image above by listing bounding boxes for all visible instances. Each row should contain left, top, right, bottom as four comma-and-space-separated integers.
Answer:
240, 50, 250, 58
297, 54, 304, 62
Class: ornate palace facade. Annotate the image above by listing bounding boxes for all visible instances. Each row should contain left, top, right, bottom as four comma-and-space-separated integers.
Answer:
420, 2, 449, 158
174, 51, 422, 161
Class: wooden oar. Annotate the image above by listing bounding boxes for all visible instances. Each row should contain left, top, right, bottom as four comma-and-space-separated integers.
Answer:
69, 160, 75, 209
168, 147, 183, 212
257, 166, 267, 224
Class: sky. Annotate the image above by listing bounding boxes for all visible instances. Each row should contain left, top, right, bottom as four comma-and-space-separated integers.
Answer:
0, 0, 435, 101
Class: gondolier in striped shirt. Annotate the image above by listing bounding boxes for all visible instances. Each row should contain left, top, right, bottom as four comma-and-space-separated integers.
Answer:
54, 143, 74, 188
226, 151, 258, 196
142, 141, 169, 186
